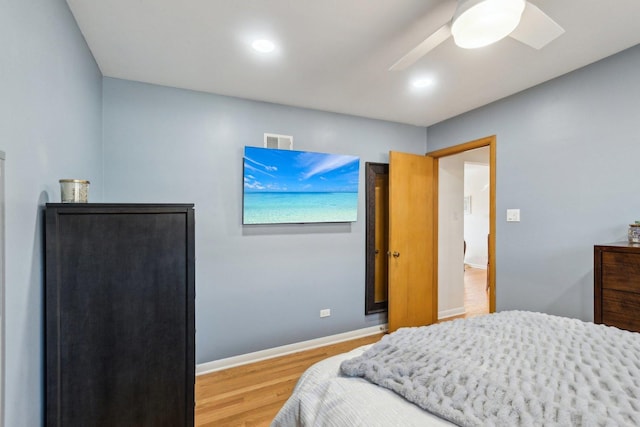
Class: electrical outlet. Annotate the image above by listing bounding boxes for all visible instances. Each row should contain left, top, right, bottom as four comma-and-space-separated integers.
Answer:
320, 309, 331, 318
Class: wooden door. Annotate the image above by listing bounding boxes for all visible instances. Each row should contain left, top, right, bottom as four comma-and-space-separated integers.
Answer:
388, 151, 437, 332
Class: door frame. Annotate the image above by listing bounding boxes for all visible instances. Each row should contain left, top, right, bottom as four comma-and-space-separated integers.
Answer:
427, 135, 496, 313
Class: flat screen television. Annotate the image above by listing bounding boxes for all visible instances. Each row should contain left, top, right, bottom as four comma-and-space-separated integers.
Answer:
243, 146, 360, 224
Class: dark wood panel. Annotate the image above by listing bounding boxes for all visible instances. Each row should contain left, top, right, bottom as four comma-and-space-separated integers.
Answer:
45, 204, 195, 427
602, 289, 640, 332
595, 243, 640, 332
594, 247, 603, 324
601, 251, 640, 291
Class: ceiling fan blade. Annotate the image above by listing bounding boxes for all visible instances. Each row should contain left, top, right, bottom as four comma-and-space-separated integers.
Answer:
509, 1, 565, 49
389, 24, 452, 71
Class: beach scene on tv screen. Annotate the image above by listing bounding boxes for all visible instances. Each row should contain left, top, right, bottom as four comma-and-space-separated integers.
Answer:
243, 146, 360, 224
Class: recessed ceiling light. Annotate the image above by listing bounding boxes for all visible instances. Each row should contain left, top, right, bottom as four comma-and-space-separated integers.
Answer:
411, 77, 435, 89
252, 39, 275, 53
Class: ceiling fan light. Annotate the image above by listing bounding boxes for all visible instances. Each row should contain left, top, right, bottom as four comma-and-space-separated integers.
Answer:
451, 0, 526, 49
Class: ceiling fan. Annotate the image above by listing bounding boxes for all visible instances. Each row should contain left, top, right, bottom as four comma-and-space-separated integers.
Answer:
390, 0, 564, 71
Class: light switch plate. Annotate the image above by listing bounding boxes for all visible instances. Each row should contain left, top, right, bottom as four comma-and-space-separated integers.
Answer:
506, 209, 520, 222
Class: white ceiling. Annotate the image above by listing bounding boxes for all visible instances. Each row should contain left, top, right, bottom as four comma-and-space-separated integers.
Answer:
66, 0, 640, 127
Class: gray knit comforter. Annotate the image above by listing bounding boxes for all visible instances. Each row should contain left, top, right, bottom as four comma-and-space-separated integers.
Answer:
340, 311, 640, 427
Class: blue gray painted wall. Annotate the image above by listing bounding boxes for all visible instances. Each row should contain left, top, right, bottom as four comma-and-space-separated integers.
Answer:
428, 44, 640, 322
0, 0, 103, 425
101, 77, 427, 363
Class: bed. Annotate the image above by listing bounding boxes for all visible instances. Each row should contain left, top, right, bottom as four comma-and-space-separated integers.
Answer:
272, 311, 640, 426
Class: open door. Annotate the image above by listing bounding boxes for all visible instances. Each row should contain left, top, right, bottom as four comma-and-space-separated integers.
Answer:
388, 151, 437, 332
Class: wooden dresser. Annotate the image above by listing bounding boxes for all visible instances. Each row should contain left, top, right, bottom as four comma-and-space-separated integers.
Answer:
45, 203, 195, 427
594, 242, 640, 332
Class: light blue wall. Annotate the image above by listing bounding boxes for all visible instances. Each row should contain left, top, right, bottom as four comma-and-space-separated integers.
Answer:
428, 44, 640, 322
102, 77, 427, 363
0, 0, 103, 425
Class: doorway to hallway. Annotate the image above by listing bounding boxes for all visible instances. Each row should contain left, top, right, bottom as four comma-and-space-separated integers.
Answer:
427, 136, 496, 318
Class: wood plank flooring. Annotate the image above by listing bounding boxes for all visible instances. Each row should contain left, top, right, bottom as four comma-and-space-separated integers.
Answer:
195, 267, 488, 426
456, 265, 490, 319
195, 334, 384, 426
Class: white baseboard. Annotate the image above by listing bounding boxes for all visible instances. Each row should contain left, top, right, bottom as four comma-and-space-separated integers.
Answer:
438, 307, 465, 320
465, 263, 487, 270
196, 324, 388, 376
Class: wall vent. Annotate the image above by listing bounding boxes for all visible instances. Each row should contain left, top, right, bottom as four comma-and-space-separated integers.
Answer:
264, 133, 293, 150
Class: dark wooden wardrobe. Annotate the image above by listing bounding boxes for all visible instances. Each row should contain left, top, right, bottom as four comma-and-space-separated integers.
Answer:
45, 203, 195, 427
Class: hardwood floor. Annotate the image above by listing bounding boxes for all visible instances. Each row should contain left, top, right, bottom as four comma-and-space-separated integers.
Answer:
195, 267, 489, 426
457, 266, 490, 319
195, 334, 384, 426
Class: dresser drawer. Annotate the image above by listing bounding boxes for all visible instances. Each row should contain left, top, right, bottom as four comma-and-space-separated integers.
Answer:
601, 289, 640, 332
601, 251, 640, 292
